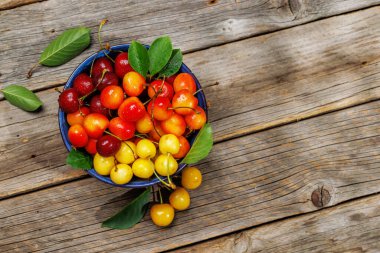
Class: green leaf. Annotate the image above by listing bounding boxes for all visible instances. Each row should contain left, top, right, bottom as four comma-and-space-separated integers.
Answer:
182, 123, 213, 164
159, 49, 183, 77
102, 189, 151, 229
128, 41, 149, 78
148, 36, 173, 76
39, 27, 91, 66
1, 85, 43, 112
66, 149, 92, 170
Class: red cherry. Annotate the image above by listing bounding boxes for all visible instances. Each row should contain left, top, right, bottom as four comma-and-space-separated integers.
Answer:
100, 85, 124, 109
115, 52, 133, 78
166, 75, 177, 85
68, 124, 88, 148
173, 136, 190, 159
185, 106, 207, 130
85, 138, 98, 155
173, 73, 197, 94
118, 97, 146, 122
58, 88, 80, 113
109, 117, 135, 140
147, 97, 173, 121
172, 90, 198, 115
83, 113, 109, 139
96, 135, 121, 157
67, 107, 90, 126
147, 80, 174, 100
73, 73, 94, 97
92, 72, 119, 91
89, 95, 110, 117
161, 112, 186, 136
91, 57, 114, 77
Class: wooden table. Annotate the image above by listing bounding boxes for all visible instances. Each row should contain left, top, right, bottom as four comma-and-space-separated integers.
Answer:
1, 1, 380, 252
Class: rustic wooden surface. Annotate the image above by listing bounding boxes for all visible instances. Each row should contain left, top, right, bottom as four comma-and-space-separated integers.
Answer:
172, 194, 380, 253
1, 0, 380, 252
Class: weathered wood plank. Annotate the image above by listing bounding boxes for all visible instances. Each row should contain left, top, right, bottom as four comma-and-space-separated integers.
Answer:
1, 7, 380, 199
171, 194, 380, 253
0, 0, 45, 11
1, 100, 380, 252
1, 0, 380, 93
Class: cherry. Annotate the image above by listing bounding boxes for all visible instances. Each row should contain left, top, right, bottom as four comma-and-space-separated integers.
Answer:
147, 80, 174, 100
173, 136, 190, 159
91, 57, 114, 77
161, 112, 186, 137
68, 124, 88, 148
166, 75, 177, 85
118, 97, 146, 122
185, 106, 207, 130
83, 113, 109, 139
67, 107, 90, 126
123, 71, 145, 97
148, 120, 166, 141
181, 167, 202, 190
173, 73, 196, 94
172, 90, 198, 115
150, 203, 175, 227
58, 88, 80, 113
136, 112, 153, 134
100, 85, 124, 109
89, 95, 110, 117
96, 135, 121, 157
114, 52, 133, 78
92, 72, 119, 91
169, 187, 190, 211
85, 138, 98, 155
147, 97, 173, 121
73, 73, 94, 97
109, 117, 135, 140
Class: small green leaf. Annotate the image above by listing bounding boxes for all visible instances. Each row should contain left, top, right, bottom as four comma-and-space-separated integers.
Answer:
1, 85, 43, 112
159, 49, 183, 77
128, 41, 149, 78
102, 189, 151, 229
39, 27, 91, 66
182, 123, 213, 164
66, 149, 92, 170
148, 36, 173, 76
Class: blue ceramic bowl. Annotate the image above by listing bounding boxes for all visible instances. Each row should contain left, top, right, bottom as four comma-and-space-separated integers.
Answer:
59, 44, 207, 188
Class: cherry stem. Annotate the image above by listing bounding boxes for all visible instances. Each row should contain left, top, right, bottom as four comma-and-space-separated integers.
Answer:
27, 62, 40, 79
104, 130, 122, 141
80, 69, 108, 101
166, 153, 175, 189
98, 19, 108, 50
193, 89, 203, 96
54, 87, 62, 94
158, 187, 163, 204
150, 186, 157, 203
153, 170, 171, 189
134, 133, 148, 139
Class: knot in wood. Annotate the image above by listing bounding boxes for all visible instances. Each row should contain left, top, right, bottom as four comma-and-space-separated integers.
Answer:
311, 186, 331, 208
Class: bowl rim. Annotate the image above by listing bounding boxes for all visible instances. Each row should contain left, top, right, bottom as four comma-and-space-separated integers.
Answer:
58, 43, 208, 188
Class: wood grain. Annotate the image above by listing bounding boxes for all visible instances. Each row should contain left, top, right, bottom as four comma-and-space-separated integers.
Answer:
1, 100, 380, 252
0, 0, 45, 11
171, 194, 380, 253
1, 7, 380, 199
1, 0, 380, 93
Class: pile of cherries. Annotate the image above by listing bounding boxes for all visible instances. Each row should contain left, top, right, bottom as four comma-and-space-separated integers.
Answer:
59, 51, 206, 226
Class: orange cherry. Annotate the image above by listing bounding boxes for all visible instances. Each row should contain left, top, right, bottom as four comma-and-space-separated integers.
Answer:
109, 117, 135, 140
67, 107, 90, 126
136, 112, 154, 134
173, 136, 190, 159
123, 71, 145, 97
148, 120, 166, 141
185, 106, 207, 130
100, 85, 124, 109
147, 80, 174, 100
83, 113, 109, 139
147, 97, 173, 121
161, 112, 186, 137
172, 90, 198, 115
173, 73, 196, 94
